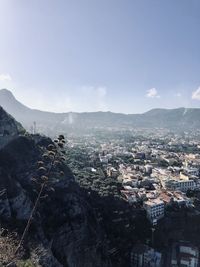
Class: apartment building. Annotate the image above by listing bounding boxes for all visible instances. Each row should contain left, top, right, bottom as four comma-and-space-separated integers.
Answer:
143, 198, 164, 223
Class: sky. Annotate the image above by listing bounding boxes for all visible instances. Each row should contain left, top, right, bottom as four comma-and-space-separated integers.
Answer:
0, 0, 200, 114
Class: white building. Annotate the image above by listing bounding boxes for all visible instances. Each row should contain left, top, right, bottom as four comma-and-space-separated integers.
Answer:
121, 190, 138, 203
107, 167, 118, 178
171, 242, 199, 267
131, 244, 162, 267
183, 167, 199, 177
99, 155, 108, 164
143, 199, 164, 223
165, 179, 196, 192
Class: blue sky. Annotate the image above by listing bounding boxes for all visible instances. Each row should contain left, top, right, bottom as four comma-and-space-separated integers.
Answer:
0, 0, 200, 113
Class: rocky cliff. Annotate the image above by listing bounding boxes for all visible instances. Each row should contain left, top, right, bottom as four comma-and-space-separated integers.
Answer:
0, 106, 24, 149
0, 107, 111, 266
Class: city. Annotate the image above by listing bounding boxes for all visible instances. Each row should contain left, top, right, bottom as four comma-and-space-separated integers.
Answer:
63, 128, 200, 266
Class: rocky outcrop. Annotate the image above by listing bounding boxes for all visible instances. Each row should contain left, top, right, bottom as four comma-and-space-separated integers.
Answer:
0, 108, 150, 267
0, 107, 111, 266
0, 106, 24, 149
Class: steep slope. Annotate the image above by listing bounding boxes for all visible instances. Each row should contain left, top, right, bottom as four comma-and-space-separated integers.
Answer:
0, 89, 30, 114
0, 105, 25, 149
0, 108, 111, 266
0, 89, 66, 131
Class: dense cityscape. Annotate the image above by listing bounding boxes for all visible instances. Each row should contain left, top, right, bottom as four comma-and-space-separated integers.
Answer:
63, 128, 200, 266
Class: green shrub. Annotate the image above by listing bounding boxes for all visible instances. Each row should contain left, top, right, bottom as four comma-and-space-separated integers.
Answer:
17, 260, 35, 267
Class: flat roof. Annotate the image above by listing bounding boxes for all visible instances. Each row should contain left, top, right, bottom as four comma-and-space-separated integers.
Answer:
144, 198, 164, 206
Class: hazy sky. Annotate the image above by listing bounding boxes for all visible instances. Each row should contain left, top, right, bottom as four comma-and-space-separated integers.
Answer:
0, 0, 200, 113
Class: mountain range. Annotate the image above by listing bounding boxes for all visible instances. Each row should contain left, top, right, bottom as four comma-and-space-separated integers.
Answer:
0, 88, 200, 134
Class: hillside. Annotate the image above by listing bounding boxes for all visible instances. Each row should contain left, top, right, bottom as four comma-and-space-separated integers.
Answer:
0, 107, 111, 266
0, 107, 152, 267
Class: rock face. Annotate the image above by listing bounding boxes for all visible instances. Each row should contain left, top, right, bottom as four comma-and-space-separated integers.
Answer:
0, 106, 24, 149
0, 107, 111, 266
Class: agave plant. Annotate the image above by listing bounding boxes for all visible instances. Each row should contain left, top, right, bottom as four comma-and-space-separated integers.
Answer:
14, 135, 66, 256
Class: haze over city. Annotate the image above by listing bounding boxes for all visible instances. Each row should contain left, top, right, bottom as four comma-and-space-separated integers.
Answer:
0, 0, 200, 113
2, 1, 200, 266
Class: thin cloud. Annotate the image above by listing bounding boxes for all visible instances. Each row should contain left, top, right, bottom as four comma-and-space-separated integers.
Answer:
0, 73, 12, 81
192, 87, 200, 100
146, 88, 160, 98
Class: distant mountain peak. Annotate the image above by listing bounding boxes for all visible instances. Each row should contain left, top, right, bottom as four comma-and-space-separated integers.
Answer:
0, 88, 13, 94
0, 88, 15, 99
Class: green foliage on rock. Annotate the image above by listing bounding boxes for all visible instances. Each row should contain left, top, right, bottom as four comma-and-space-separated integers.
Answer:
17, 260, 36, 267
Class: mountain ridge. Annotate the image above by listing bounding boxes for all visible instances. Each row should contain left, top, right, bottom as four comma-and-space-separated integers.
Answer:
1, 88, 198, 115
1, 89, 200, 134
